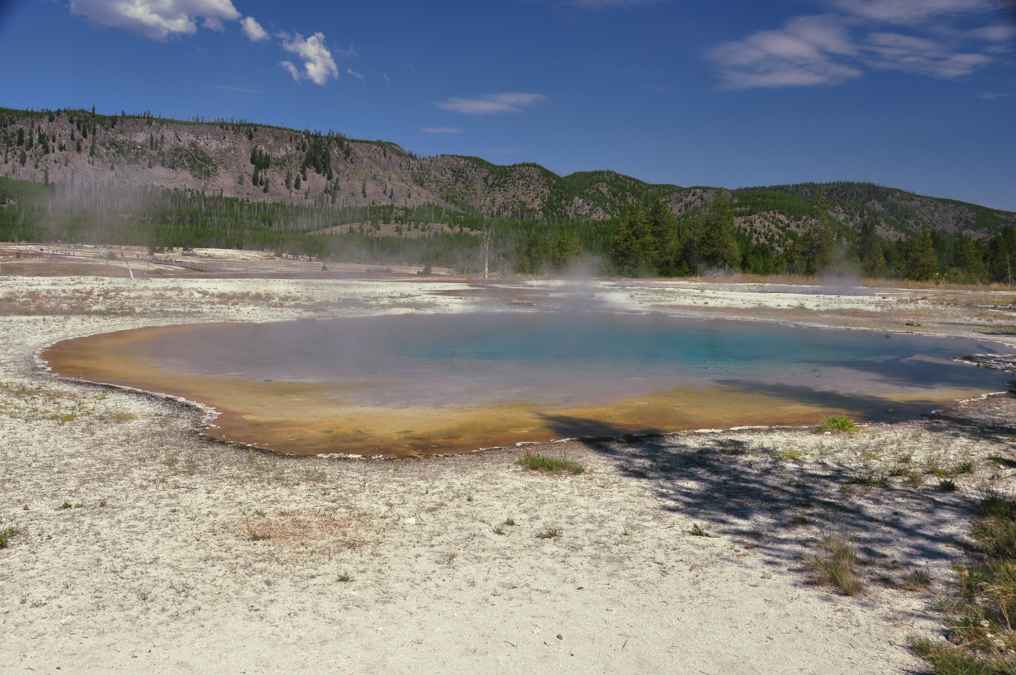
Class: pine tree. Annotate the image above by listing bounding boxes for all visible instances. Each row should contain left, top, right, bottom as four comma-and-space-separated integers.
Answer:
89, 105, 97, 158
698, 195, 740, 271
646, 196, 682, 275
953, 235, 986, 282
610, 203, 654, 276
858, 215, 887, 277
906, 229, 938, 281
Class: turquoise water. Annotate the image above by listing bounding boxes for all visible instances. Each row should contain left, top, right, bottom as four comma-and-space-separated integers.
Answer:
137, 312, 1012, 409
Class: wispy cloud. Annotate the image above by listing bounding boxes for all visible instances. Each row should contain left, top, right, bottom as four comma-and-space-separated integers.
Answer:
422, 127, 463, 134
240, 16, 267, 42
437, 92, 547, 114
280, 61, 301, 81
69, 0, 241, 40
832, 0, 995, 24
280, 32, 339, 86
979, 91, 1009, 100
346, 67, 364, 80
708, 15, 863, 89
710, 1, 1006, 89
863, 31, 991, 77
966, 23, 1016, 42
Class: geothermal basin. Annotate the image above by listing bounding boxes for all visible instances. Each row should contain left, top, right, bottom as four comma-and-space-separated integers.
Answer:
42, 312, 1013, 457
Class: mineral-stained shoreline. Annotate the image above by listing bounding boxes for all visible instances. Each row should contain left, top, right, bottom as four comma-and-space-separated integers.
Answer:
2, 256, 1016, 673
958, 352, 1016, 374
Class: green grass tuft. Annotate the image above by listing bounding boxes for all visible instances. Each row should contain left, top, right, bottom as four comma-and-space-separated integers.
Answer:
818, 416, 859, 434
938, 479, 958, 492
517, 453, 585, 475
809, 535, 863, 596
0, 526, 17, 549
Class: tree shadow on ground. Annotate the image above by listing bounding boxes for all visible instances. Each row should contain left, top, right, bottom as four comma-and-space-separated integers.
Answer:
715, 378, 941, 423
813, 356, 1013, 391
924, 394, 1016, 446
541, 410, 976, 590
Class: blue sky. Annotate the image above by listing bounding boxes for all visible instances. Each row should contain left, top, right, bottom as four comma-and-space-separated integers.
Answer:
1, 0, 1014, 209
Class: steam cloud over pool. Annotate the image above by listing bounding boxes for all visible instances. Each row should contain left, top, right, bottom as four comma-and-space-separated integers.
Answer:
44, 313, 1012, 457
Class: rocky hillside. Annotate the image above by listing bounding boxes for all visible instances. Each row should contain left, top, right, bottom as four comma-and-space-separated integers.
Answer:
1, 107, 1013, 240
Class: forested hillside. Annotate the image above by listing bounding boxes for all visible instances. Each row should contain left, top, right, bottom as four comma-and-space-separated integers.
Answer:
1, 106, 1014, 283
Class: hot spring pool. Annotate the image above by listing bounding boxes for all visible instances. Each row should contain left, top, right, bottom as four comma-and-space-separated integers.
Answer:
43, 312, 1012, 457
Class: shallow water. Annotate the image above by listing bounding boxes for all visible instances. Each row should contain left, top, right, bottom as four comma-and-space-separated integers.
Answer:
44, 312, 1012, 456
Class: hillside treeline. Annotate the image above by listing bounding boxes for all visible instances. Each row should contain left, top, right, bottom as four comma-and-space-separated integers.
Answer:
600, 195, 1016, 284
1, 177, 1013, 284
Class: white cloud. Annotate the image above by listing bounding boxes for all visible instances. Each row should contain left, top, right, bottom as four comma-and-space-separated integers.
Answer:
863, 31, 992, 77
979, 91, 1009, 100
280, 32, 339, 86
832, 0, 994, 24
280, 60, 301, 81
710, 1, 1006, 89
709, 15, 863, 89
967, 23, 1016, 42
70, 0, 241, 40
347, 67, 364, 80
240, 16, 267, 42
422, 127, 463, 134
437, 92, 547, 114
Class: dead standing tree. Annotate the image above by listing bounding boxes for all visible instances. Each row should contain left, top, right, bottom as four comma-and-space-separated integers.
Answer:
481, 224, 493, 281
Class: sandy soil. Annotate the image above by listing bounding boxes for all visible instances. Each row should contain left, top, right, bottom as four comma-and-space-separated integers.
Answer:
2, 260, 1016, 673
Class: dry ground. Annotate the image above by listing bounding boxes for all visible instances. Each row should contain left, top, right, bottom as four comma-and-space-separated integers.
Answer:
2, 259, 1016, 673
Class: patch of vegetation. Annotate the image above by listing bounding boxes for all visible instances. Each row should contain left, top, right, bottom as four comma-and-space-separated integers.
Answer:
849, 471, 890, 489
733, 188, 820, 220
0, 525, 18, 549
301, 134, 335, 179
819, 416, 859, 434
911, 638, 1016, 674
337, 572, 353, 583
106, 411, 138, 424
926, 459, 975, 479
901, 569, 933, 592
492, 517, 517, 536
517, 453, 585, 475
58, 501, 82, 510
689, 524, 711, 537
50, 412, 79, 425
912, 495, 1016, 673
808, 535, 863, 596
938, 479, 959, 493
244, 521, 272, 542
777, 449, 804, 462
536, 527, 562, 540
163, 143, 218, 180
